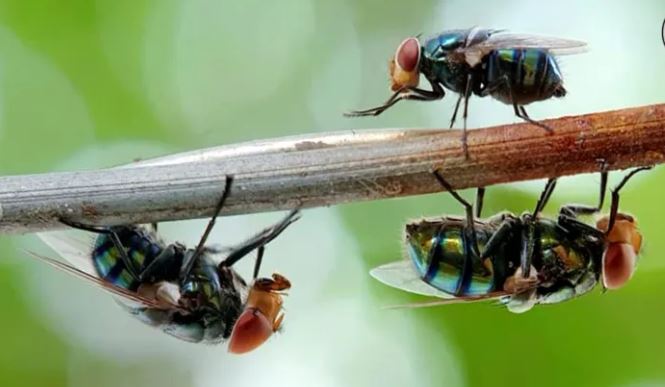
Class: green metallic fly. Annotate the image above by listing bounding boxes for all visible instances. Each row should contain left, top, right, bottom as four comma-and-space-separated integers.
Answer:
371, 166, 650, 313
33, 176, 299, 353
346, 27, 587, 157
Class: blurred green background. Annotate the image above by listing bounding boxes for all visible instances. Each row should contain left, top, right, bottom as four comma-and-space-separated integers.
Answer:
0, 1, 664, 387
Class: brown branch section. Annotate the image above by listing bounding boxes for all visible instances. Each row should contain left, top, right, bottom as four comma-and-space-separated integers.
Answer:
0, 104, 662, 233
403, 103, 664, 193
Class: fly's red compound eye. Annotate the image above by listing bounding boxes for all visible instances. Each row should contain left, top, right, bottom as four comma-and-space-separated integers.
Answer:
228, 308, 272, 354
602, 243, 637, 290
395, 38, 421, 72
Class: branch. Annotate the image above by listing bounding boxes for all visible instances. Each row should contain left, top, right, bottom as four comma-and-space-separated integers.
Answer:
0, 104, 662, 233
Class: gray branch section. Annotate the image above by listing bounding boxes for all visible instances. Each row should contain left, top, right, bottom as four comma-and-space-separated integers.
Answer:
0, 129, 460, 233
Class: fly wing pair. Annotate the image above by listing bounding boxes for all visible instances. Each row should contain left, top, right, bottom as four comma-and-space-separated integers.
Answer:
437, 28, 588, 67
30, 231, 173, 310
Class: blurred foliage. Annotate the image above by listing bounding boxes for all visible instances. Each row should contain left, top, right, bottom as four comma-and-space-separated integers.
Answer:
0, 0, 663, 386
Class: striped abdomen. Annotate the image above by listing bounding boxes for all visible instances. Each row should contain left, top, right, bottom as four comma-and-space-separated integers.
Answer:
484, 48, 565, 105
92, 226, 165, 291
405, 219, 498, 296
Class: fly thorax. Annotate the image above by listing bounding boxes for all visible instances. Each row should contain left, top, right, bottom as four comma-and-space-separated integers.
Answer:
437, 60, 468, 93
179, 279, 218, 313
179, 262, 226, 315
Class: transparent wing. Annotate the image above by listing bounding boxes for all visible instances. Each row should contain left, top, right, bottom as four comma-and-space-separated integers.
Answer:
24, 249, 164, 309
371, 260, 512, 310
37, 230, 96, 275
474, 33, 588, 54
462, 32, 588, 67
383, 293, 508, 309
34, 230, 182, 311
370, 260, 455, 299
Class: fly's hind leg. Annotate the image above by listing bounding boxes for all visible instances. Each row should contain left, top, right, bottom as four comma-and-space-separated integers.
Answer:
480, 74, 553, 132
432, 169, 480, 256
516, 105, 553, 132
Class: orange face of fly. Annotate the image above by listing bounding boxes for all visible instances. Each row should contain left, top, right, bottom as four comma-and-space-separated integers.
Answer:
596, 213, 642, 290
227, 273, 291, 354
389, 37, 421, 91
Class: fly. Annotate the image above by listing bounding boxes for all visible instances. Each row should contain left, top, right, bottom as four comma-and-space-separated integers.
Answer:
371, 166, 650, 313
346, 27, 587, 158
33, 176, 299, 351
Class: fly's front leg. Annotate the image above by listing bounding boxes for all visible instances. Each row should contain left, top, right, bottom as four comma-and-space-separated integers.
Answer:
560, 161, 609, 219
220, 209, 301, 268
558, 216, 604, 240
534, 178, 557, 215
344, 79, 445, 117
605, 166, 652, 233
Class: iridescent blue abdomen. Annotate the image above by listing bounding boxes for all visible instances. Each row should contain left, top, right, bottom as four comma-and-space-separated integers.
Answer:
92, 227, 164, 291
406, 219, 498, 296
484, 48, 564, 105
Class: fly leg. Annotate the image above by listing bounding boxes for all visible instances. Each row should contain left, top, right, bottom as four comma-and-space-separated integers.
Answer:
344, 79, 445, 117
449, 72, 474, 129
605, 166, 652, 234
179, 175, 233, 278
475, 187, 486, 218
480, 215, 537, 294
219, 209, 301, 269
559, 161, 608, 220
59, 219, 142, 281
480, 74, 553, 132
449, 94, 463, 129
516, 106, 553, 132
519, 178, 558, 278
432, 169, 480, 256
480, 215, 518, 260
534, 178, 558, 215
460, 73, 475, 159
432, 169, 480, 296
137, 243, 184, 282
449, 73, 475, 159
519, 221, 537, 278
252, 245, 265, 280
